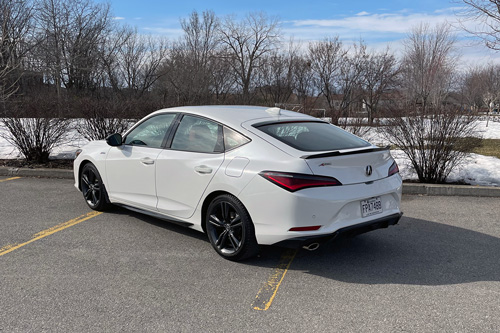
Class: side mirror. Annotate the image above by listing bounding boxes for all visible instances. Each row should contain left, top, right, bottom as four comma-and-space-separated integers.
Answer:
106, 133, 123, 147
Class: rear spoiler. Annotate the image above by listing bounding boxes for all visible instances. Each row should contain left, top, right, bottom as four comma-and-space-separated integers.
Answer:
300, 146, 390, 159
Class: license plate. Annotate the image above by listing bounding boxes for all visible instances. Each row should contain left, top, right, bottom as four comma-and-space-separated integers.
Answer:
361, 197, 382, 218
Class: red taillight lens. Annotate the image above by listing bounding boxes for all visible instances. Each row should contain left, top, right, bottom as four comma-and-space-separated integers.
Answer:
388, 161, 399, 177
259, 171, 342, 192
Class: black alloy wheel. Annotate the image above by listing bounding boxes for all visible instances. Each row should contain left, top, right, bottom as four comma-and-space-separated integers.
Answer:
80, 163, 108, 211
206, 194, 258, 261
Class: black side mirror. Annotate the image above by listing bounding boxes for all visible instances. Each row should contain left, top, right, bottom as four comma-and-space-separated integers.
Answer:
106, 133, 123, 147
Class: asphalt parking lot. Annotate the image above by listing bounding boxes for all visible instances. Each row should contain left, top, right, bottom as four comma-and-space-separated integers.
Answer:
1, 176, 499, 332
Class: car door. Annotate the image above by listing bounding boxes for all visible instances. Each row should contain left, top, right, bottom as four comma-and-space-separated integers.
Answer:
105, 113, 177, 211
156, 114, 225, 218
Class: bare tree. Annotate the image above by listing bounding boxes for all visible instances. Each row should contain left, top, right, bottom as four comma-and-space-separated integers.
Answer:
0, 95, 71, 162
99, 25, 133, 94
359, 46, 400, 125
460, 64, 500, 112
256, 41, 297, 105
218, 12, 281, 103
381, 24, 479, 184
160, 10, 218, 105
459, 0, 500, 50
0, 0, 36, 103
292, 56, 316, 114
209, 50, 237, 104
382, 106, 480, 183
308, 36, 348, 124
37, 0, 113, 95
400, 23, 457, 109
337, 42, 366, 120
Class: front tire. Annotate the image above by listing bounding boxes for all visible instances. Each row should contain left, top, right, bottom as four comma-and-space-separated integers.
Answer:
80, 163, 109, 211
206, 194, 258, 261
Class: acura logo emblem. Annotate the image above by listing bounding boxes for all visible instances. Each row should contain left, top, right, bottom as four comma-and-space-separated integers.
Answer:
365, 165, 372, 176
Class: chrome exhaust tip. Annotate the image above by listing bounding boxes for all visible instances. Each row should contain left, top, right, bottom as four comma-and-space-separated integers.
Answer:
302, 242, 320, 251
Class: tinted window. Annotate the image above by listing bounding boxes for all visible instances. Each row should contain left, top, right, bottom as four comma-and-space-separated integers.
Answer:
256, 121, 370, 152
124, 113, 176, 148
171, 115, 223, 153
224, 127, 250, 151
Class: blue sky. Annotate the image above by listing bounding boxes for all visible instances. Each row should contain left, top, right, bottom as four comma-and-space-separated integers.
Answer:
102, 0, 499, 64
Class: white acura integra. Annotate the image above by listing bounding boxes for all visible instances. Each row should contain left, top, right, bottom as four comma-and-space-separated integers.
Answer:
74, 106, 402, 261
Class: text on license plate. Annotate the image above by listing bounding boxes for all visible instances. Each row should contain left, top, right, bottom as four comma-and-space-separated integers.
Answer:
361, 197, 382, 218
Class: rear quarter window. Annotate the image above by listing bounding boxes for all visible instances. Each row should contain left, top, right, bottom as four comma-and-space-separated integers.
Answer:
224, 127, 250, 151
255, 121, 370, 152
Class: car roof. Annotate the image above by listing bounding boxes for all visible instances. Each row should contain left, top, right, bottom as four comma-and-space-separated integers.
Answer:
150, 105, 318, 129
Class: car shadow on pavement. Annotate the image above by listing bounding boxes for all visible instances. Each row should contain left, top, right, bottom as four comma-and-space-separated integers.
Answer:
286, 216, 500, 286
104, 205, 289, 267
102, 206, 500, 282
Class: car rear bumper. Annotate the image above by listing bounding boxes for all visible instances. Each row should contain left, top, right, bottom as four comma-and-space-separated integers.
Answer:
272, 212, 403, 249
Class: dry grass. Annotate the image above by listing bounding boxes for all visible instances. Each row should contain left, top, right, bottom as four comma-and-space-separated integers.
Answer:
474, 139, 500, 159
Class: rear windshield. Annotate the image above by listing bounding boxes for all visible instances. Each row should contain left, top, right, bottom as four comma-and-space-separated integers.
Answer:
255, 121, 371, 152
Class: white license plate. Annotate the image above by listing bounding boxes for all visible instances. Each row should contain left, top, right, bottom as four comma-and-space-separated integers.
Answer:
361, 197, 382, 218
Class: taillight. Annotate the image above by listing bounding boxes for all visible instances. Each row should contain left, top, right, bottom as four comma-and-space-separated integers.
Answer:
388, 161, 399, 177
259, 171, 342, 192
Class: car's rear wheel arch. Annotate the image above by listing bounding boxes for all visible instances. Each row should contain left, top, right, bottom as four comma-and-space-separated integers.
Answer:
204, 193, 259, 260
201, 191, 233, 234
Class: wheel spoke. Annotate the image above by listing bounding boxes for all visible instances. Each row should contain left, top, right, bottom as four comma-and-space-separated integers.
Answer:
91, 190, 98, 204
82, 174, 90, 187
230, 214, 241, 227
228, 231, 240, 249
88, 170, 95, 184
84, 189, 92, 200
209, 215, 223, 227
215, 230, 228, 247
221, 202, 230, 222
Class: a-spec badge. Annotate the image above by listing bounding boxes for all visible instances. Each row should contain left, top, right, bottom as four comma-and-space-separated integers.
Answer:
365, 165, 373, 176
319, 162, 332, 167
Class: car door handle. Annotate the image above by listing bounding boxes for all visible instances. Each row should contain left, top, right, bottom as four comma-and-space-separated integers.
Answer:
194, 165, 213, 174
140, 157, 155, 165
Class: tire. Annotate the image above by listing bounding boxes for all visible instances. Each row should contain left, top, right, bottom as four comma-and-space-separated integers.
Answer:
205, 194, 259, 261
80, 163, 109, 211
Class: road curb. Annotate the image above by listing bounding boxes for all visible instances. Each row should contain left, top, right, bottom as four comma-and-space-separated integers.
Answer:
0, 167, 73, 179
1, 166, 499, 197
402, 183, 500, 197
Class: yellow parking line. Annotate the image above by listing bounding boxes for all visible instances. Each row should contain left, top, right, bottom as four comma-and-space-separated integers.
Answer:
0, 211, 102, 257
252, 249, 297, 311
0, 177, 21, 183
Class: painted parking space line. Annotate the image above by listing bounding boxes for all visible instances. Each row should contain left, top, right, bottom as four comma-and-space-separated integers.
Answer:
0, 177, 21, 183
0, 211, 102, 257
252, 249, 297, 311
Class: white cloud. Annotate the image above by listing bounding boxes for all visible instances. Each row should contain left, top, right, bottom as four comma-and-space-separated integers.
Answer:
290, 11, 459, 34
356, 11, 370, 16
113, 16, 125, 20
142, 27, 184, 38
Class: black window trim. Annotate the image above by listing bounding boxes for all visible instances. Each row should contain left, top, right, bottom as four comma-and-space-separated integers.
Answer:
122, 112, 180, 149
123, 112, 253, 153
167, 113, 225, 154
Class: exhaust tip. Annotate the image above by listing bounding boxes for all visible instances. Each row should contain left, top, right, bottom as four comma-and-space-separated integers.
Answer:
302, 242, 320, 251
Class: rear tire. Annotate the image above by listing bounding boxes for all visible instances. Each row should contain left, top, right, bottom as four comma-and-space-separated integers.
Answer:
80, 163, 109, 211
206, 194, 258, 261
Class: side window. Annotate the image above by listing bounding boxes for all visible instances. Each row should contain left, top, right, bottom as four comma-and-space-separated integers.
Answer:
124, 113, 176, 148
224, 127, 250, 151
171, 115, 223, 153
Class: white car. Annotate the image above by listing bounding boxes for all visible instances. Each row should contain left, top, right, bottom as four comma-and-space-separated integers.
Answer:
74, 106, 402, 260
